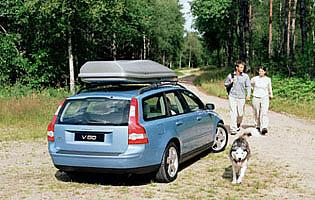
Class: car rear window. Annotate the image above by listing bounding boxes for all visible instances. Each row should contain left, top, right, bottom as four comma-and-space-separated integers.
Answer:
59, 98, 130, 125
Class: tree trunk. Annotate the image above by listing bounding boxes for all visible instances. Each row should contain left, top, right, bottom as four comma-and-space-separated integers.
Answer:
112, 33, 117, 60
188, 43, 192, 68
143, 34, 146, 60
147, 38, 150, 58
179, 53, 182, 69
68, 30, 75, 94
268, 0, 273, 58
248, 2, 253, 72
238, 0, 249, 63
286, 0, 291, 58
217, 49, 221, 67
227, 28, 233, 67
227, 3, 236, 67
300, 0, 307, 53
278, 1, 283, 56
282, 0, 288, 57
290, 0, 298, 59
238, 0, 245, 61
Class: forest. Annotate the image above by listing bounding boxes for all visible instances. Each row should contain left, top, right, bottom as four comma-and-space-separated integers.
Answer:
0, 0, 184, 90
0, 0, 315, 91
191, 0, 315, 77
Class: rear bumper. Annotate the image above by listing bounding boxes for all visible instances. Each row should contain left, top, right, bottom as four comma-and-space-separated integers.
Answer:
49, 143, 162, 173
55, 164, 160, 174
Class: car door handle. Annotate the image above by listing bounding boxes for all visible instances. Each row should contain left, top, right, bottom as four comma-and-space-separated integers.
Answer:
176, 121, 183, 126
196, 116, 202, 121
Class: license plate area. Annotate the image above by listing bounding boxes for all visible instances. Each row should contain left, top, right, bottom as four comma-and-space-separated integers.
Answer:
74, 132, 104, 142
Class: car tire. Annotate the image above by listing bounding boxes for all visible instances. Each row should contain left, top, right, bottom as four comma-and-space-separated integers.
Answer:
155, 142, 179, 183
211, 123, 228, 153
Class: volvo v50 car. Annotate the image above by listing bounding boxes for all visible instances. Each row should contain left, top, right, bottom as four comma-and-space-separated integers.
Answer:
47, 84, 228, 182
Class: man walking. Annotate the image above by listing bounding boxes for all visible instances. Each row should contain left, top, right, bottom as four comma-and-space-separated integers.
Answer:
224, 60, 251, 135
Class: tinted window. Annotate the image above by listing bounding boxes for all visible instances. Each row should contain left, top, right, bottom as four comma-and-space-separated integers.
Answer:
143, 94, 166, 120
59, 98, 130, 125
181, 91, 204, 112
165, 92, 184, 116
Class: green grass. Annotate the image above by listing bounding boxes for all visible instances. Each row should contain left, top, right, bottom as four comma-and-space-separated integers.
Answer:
0, 87, 69, 141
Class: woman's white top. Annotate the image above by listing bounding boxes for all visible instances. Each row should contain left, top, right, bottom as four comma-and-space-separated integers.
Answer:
251, 76, 273, 98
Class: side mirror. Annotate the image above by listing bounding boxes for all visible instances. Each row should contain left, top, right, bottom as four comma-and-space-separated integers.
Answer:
206, 103, 215, 110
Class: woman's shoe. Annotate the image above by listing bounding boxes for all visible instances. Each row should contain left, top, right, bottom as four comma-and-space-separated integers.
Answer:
261, 128, 268, 135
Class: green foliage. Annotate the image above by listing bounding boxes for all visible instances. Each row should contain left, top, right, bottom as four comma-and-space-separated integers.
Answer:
0, 0, 184, 88
272, 76, 315, 102
180, 32, 209, 68
191, 0, 234, 50
0, 33, 28, 85
192, 0, 315, 78
0, 84, 70, 99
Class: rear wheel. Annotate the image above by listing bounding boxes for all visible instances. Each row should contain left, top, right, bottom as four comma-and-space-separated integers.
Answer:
155, 142, 179, 183
211, 123, 228, 153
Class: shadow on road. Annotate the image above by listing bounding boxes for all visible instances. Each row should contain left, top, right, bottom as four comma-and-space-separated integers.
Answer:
55, 170, 155, 186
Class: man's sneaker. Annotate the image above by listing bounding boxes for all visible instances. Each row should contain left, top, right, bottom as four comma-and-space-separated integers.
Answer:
236, 128, 241, 132
261, 128, 268, 135
256, 127, 260, 132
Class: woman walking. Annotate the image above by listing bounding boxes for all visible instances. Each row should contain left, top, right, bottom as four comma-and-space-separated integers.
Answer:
251, 67, 273, 135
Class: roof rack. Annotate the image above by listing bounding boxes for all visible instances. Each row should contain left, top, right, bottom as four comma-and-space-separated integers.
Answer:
78, 60, 178, 84
138, 82, 185, 94
76, 82, 186, 95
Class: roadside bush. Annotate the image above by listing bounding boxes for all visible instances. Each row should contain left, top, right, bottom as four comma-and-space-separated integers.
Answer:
0, 83, 70, 99
272, 76, 315, 102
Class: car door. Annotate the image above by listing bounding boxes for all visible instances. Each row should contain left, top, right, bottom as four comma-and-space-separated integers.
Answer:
179, 90, 213, 147
164, 91, 199, 154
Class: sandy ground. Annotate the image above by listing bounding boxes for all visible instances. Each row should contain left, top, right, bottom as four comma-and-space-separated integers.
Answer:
181, 82, 315, 192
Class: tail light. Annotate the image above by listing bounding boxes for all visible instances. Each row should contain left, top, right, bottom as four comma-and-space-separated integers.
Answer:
47, 100, 65, 142
128, 98, 148, 144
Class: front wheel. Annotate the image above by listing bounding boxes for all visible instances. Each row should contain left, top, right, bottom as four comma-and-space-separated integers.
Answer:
155, 142, 179, 183
211, 123, 228, 153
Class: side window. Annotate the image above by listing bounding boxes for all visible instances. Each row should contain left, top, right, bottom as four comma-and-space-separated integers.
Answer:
165, 92, 184, 116
181, 91, 204, 112
142, 94, 166, 120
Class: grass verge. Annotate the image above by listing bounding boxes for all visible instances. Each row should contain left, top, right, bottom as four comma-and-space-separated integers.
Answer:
0, 89, 69, 141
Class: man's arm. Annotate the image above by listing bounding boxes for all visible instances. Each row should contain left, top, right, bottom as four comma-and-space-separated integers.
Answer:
245, 75, 251, 99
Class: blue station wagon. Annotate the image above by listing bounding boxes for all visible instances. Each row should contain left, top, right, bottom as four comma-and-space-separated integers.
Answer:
47, 60, 228, 182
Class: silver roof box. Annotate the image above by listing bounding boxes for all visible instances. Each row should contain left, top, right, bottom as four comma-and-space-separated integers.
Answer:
79, 60, 178, 84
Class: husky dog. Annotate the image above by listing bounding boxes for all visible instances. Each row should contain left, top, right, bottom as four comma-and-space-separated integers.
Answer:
229, 132, 252, 184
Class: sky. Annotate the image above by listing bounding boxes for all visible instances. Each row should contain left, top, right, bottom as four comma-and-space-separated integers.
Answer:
179, 0, 195, 32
